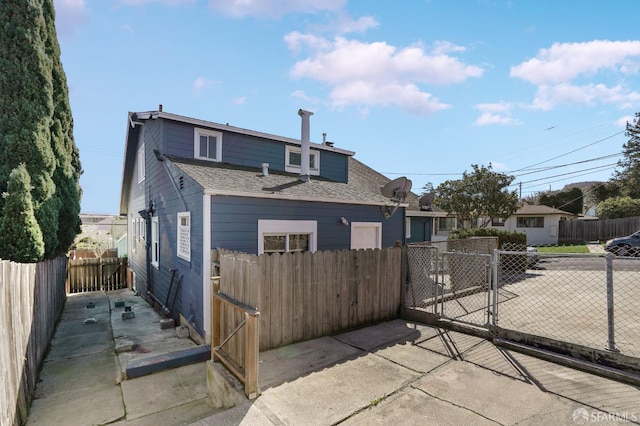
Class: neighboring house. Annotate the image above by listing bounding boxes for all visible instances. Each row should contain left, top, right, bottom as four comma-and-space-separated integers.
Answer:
404, 192, 452, 243
73, 213, 127, 257
119, 108, 408, 342
486, 204, 576, 245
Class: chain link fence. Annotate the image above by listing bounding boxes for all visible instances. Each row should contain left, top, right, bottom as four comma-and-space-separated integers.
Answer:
406, 243, 640, 359
497, 251, 640, 358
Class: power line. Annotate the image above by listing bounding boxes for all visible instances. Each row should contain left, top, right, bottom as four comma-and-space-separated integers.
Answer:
516, 163, 618, 186
509, 131, 624, 173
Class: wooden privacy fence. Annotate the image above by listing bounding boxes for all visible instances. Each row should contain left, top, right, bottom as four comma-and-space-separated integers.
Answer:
67, 257, 128, 293
213, 247, 403, 353
1, 257, 67, 426
559, 216, 640, 243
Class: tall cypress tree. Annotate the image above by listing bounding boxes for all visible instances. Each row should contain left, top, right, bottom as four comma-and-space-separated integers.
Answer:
43, 0, 82, 256
0, 0, 82, 259
0, 164, 45, 263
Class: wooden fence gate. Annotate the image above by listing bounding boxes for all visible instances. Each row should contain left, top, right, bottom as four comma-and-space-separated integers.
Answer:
66, 257, 129, 293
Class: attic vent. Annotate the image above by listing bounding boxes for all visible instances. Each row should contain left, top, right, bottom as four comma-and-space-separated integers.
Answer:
179, 175, 184, 191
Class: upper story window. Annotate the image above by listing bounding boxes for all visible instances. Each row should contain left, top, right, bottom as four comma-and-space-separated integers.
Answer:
194, 128, 222, 162
517, 216, 544, 228
137, 144, 145, 183
285, 145, 319, 175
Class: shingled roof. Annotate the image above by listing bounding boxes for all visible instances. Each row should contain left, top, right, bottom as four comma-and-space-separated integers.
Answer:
168, 155, 402, 207
515, 204, 575, 216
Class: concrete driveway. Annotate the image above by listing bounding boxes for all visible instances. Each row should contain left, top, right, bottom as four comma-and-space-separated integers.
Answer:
27, 290, 640, 425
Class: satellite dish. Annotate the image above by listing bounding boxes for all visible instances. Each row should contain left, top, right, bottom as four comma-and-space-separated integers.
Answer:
381, 176, 412, 219
419, 192, 435, 210
381, 176, 412, 201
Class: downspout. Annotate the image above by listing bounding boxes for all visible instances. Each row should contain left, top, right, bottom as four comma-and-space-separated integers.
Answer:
138, 200, 154, 295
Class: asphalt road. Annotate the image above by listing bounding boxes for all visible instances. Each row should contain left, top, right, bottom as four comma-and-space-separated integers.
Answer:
531, 254, 640, 272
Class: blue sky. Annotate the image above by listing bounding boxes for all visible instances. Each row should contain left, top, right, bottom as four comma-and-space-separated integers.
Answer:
53, 0, 640, 214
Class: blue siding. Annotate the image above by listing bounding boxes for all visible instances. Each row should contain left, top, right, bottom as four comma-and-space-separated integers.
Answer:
407, 216, 433, 243
128, 119, 208, 335
210, 196, 405, 254
319, 150, 348, 183
127, 120, 164, 294
162, 120, 348, 182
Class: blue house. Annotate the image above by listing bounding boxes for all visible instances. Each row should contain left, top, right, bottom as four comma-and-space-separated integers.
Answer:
119, 108, 408, 342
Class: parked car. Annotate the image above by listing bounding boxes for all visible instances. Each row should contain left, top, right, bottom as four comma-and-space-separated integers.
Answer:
605, 230, 640, 256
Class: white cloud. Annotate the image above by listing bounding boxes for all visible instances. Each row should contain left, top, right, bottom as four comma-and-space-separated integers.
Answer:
489, 161, 507, 171
232, 97, 246, 105
209, 0, 345, 18
473, 102, 522, 126
291, 90, 318, 103
192, 77, 218, 96
331, 14, 379, 35
510, 40, 640, 110
53, 0, 89, 37
285, 32, 332, 54
615, 115, 636, 127
288, 36, 482, 115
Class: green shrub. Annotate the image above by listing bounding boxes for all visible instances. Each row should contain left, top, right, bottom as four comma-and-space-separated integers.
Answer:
450, 227, 526, 248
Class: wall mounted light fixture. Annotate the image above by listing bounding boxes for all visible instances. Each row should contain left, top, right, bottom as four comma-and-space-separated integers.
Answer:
340, 217, 349, 226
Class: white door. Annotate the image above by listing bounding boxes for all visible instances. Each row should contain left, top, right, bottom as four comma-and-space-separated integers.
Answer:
351, 222, 382, 249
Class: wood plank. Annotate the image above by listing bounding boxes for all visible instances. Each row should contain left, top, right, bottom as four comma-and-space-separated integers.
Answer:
339, 249, 350, 331
303, 251, 314, 340
244, 313, 259, 398
269, 254, 282, 349
280, 252, 294, 346
292, 249, 304, 343
258, 254, 271, 351
323, 250, 335, 336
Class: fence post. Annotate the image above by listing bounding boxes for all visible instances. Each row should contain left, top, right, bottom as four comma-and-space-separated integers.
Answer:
491, 249, 499, 326
244, 312, 259, 399
605, 252, 619, 352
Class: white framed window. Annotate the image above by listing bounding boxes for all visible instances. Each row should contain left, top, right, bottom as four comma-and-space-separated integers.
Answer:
258, 220, 317, 255
133, 218, 139, 241
351, 222, 382, 250
131, 217, 137, 253
194, 128, 222, 162
137, 218, 145, 240
151, 216, 159, 268
285, 145, 320, 175
137, 144, 145, 183
177, 212, 191, 261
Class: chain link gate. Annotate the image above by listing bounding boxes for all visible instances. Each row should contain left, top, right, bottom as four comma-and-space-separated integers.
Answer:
406, 244, 493, 328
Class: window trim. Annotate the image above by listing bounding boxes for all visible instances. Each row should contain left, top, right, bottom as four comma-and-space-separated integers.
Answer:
151, 216, 159, 268
177, 212, 191, 261
350, 222, 382, 249
285, 145, 320, 175
137, 144, 145, 183
257, 220, 317, 255
491, 217, 506, 227
194, 128, 222, 162
438, 217, 457, 232
516, 216, 545, 228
